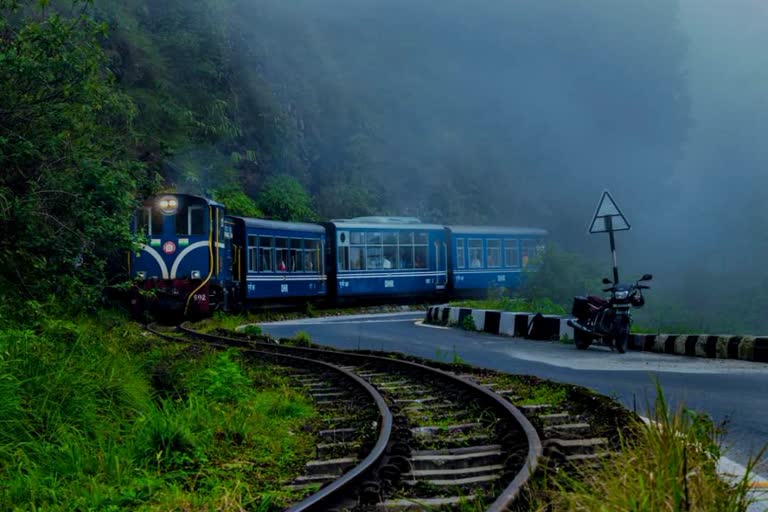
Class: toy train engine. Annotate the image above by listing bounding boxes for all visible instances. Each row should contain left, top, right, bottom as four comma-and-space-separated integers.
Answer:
129, 194, 233, 316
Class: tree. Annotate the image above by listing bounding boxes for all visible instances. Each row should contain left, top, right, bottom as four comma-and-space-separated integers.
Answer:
257, 175, 317, 222
0, 0, 145, 308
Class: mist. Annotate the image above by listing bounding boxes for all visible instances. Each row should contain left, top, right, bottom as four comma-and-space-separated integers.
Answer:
161, 0, 768, 329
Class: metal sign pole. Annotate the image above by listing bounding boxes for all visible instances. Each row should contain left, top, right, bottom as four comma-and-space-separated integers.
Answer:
606, 216, 619, 284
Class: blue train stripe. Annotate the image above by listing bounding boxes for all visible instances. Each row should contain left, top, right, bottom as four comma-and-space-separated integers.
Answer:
140, 245, 169, 279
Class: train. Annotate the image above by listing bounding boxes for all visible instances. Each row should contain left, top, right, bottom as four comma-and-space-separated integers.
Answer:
128, 193, 547, 316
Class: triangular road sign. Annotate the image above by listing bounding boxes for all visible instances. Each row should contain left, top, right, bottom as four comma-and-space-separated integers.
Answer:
589, 190, 630, 233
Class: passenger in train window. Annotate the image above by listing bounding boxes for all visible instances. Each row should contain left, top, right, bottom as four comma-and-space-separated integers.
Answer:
383, 257, 392, 269
278, 259, 287, 271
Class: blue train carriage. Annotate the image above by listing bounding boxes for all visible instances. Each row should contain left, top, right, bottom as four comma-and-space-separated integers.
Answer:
129, 194, 232, 316
325, 217, 449, 300
446, 226, 548, 296
228, 217, 327, 304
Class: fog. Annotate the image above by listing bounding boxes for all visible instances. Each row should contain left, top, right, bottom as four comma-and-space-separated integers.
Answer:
215, 0, 766, 328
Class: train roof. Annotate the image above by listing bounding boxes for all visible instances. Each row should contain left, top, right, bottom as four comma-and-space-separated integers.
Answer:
332, 216, 423, 224
447, 225, 548, 236
141, 193, 224, 208
328, 220, 446, 231
230, 216, 325, 234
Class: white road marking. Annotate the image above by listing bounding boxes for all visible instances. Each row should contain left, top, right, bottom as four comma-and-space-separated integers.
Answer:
414, 320, 450, 330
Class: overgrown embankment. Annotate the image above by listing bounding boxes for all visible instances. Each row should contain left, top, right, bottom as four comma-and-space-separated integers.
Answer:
0, 311, 318, 510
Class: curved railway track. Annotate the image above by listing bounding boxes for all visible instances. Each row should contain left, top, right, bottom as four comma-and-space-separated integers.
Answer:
149, 323, 542, 510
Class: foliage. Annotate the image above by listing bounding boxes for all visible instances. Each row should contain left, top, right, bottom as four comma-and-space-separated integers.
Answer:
461, 315, 477, 331
519, 243, 603, 308
530, 382, 763, 511
0, 310, 319, 510
257, 174, 317, 222
293, 330, 312, 347
0, 0, 147, 309
211, 184, 263, 217
242, 324, 263, 337
452, 296, 567, 316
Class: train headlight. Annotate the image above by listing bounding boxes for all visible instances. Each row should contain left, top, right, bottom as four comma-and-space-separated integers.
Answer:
191, 270, 201, 279
136, 271, 146, 280
158, 195, 178, 215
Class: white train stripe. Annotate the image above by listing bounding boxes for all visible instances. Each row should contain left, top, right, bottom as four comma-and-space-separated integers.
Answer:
246, 276, 327, 282
140, 245, 170, 279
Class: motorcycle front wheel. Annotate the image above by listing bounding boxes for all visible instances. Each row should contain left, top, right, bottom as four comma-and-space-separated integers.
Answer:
615, 317, 630, 354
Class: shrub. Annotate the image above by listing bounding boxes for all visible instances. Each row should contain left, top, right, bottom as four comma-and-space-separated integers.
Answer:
243, 325, 263, 337
293, 331, 312, 347
461, 315, 477, 331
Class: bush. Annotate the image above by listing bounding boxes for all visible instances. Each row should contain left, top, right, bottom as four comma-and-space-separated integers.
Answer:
519, 243, 602, 308
243, 325, 263, 337
293, 331, 312, 347
461, 315, 477, 331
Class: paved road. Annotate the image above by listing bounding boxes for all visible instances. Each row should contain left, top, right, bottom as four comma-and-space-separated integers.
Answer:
258, 312, 768, 477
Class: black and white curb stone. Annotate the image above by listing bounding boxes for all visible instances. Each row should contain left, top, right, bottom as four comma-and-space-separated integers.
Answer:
425, 306, 768, 363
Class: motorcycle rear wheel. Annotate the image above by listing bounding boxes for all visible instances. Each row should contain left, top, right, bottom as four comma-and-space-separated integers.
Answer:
574, 328, 592, 350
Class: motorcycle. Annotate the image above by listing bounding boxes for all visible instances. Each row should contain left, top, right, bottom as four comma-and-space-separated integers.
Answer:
567, 274, 652, 353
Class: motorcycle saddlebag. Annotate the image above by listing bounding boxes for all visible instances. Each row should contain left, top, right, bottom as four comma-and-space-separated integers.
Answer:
571, 296, 591, 319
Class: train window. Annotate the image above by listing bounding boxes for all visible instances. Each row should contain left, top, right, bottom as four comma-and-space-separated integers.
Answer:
456, 239, 465, 268
351, 232, 365, 245
137, 208, 151, 235
350, 247, 365, 270
401, 232, 414, 245
305, 240, 320, 272
414, 232, 428, 245
248, 235, 258, 272
339, 246, 350, 271
275, 238, 288, 272
414, 246, 427, 268
504, 239, 519, 267
290, 239, 303, 272
383, 246, 397, 269
468, 239, 483, 268
260, 237, 274, 272
366, 245, 383, 269
399, 245, 413, 269
366, 232, 382, 245
487, 240, 501, 268
521, 240, 539, 267
136, 208, 163, 236
189, 206, 205, 235
175, 207, 188, 235
383, 232, 398, 245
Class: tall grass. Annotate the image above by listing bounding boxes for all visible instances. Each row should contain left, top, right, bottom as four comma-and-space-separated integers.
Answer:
0, 310, 319, 510
531, 382, 764, 511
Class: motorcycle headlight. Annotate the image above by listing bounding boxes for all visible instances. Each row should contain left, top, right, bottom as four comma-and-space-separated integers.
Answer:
615, 291, 629, 300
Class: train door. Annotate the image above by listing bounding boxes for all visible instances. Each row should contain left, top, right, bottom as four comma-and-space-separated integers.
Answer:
435, 240, 447, 289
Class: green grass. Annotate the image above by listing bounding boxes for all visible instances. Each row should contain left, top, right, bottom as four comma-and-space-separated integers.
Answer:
529, 382, 764, 511
0, 310, 319, 511
451, 296, 567, 316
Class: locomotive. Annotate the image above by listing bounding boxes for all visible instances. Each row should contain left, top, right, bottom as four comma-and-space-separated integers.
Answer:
129, 194, 547, 316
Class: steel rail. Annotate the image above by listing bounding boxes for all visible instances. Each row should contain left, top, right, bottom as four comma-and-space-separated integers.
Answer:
147, 325, 393, 512
179, 323, 543, 510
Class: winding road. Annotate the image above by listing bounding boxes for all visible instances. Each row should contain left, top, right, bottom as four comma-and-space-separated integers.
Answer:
258, 311, 768, 482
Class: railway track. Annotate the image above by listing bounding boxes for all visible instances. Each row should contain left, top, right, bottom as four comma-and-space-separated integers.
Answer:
148, 323, 543, 510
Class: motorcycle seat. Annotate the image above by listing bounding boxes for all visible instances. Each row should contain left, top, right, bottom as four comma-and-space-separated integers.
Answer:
587, 295, 609, 307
